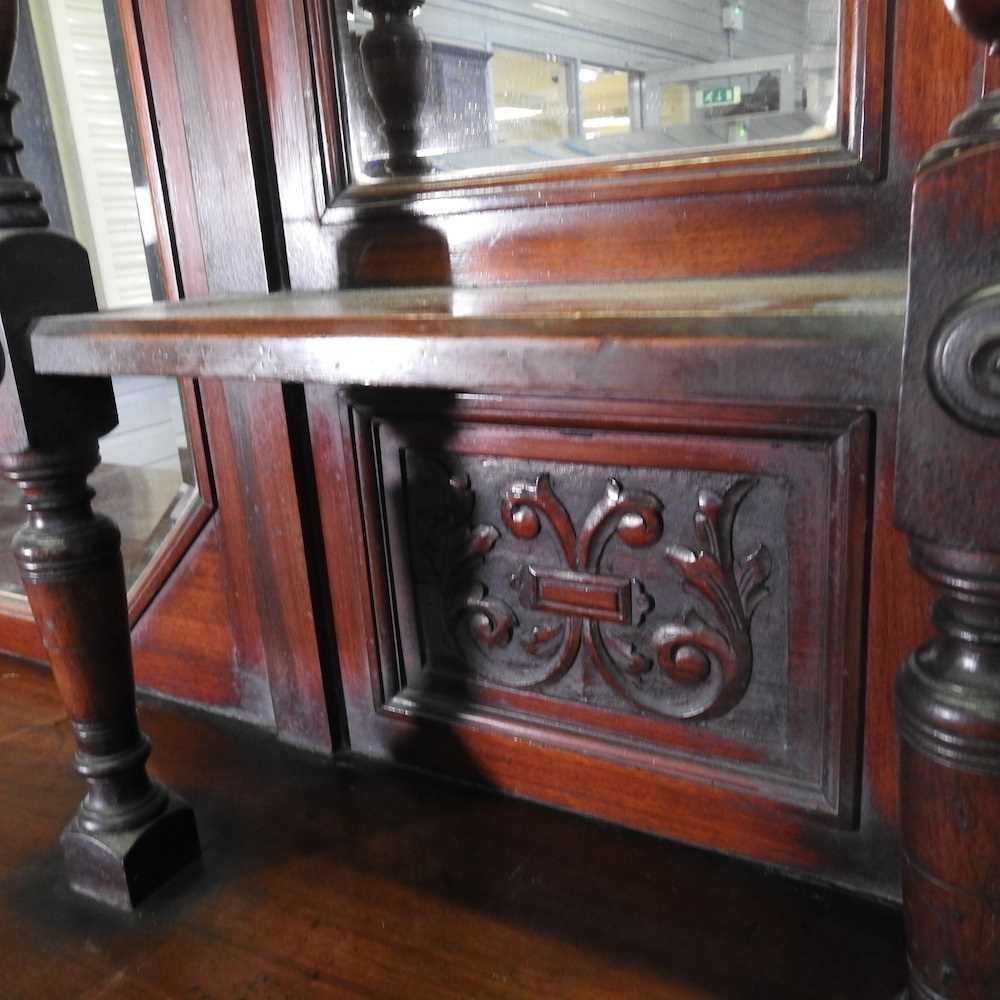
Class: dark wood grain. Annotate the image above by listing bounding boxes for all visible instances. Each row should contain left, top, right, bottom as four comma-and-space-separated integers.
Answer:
302, 386, 907, 900
28, 268, 920, 900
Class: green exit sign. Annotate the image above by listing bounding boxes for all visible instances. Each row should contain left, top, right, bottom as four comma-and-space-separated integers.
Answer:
696, 85, 743, 109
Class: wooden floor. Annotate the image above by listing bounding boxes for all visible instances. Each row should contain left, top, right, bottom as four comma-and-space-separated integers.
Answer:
0, 657, 906, 999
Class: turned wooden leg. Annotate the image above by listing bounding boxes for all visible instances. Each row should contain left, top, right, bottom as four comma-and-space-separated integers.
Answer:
895, 544, 1000, 999
0, 442, 199, 908
892, 8, 1000, 993
0, 0, 199, 906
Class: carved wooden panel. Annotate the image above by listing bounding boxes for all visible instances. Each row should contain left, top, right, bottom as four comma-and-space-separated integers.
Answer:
342, 395, 870, 826
400, 460, 776, 725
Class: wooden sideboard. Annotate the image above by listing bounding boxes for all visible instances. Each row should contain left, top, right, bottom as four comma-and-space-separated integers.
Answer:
17, 259, 996, 1000
31, 273, 909, 900
3, 0, 1000, 998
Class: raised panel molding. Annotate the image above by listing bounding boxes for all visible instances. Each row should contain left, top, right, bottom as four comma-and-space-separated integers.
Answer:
336, 394, 871, 829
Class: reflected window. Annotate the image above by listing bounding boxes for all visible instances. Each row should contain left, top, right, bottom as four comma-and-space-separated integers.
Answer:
579, 65, 635, 139
0, 0, 200, 600
492, 49, 571, 146
338, 0, 842, 179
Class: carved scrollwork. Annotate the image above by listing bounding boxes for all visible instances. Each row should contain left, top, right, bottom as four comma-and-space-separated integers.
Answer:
416, 465, 772, 721
417, 467, 516, 654
647, 479, 773, 719
500, 475, 664, 691
497, 474, 770, 720
584, 479, 772, 721
461, 582, 516, 649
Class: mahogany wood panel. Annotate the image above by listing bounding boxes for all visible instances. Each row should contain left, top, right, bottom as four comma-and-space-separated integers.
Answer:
892, 62, 1000, 994
129, 516, 243, 710
305, 385, 902, 899
350, 396, 870, 825
126, 0, 334, 749
0, 517, 251, 714
31, 271, 934, 900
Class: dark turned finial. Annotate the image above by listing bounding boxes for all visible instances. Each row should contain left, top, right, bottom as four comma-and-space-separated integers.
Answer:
920, 1, 1000, 169
358, 0, 432, 176
946, 0, 1000, 54
0, 0, 47, 228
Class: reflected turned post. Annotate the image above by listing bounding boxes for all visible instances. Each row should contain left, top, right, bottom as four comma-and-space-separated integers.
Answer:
0, 2, 198, 909
894, 3, 1000, 997
357, 0, 431, 175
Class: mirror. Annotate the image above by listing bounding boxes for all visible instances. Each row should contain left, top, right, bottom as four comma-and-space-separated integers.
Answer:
336, 0, 843, 181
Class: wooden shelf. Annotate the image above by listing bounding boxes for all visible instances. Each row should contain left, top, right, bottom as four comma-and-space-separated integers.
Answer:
32, 273, 906, 406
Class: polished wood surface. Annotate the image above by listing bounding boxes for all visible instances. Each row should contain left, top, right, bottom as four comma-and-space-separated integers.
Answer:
0, 464, 191, 597
30, 271, 917, 902
0, 443, 199, 909
31, 274, 906, 407
309, 388, 895, 895
0, 657, 907, 999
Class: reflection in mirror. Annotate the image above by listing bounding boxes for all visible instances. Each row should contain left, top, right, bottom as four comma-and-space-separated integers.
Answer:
338, 0, 842, 180
0, 0, 200, 602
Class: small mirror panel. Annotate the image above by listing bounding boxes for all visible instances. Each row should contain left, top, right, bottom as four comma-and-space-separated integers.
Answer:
336, 0, 842, 181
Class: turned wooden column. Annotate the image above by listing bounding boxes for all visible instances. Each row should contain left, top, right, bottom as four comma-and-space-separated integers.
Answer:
894, 5, 1000, 997
0, 3, 198, 909
357, 0, 431, 175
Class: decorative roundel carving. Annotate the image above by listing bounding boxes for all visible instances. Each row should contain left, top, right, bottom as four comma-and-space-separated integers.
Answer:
930, 290, 1000, 434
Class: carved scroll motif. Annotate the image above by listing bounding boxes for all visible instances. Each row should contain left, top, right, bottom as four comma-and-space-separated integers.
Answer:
501, 475, 661, 691
499, 475, 771, 721
417, 469, 517, 653
418, 465, 771, 721
652, 480, 772, 719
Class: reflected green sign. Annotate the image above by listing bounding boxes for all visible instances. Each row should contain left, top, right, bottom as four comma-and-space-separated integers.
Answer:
696, 85, 743, 109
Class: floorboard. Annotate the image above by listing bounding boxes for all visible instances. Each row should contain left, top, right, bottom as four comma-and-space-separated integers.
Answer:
0, 658, 906, 999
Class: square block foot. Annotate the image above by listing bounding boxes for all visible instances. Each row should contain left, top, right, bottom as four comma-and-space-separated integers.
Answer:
60, 792, 200, 910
